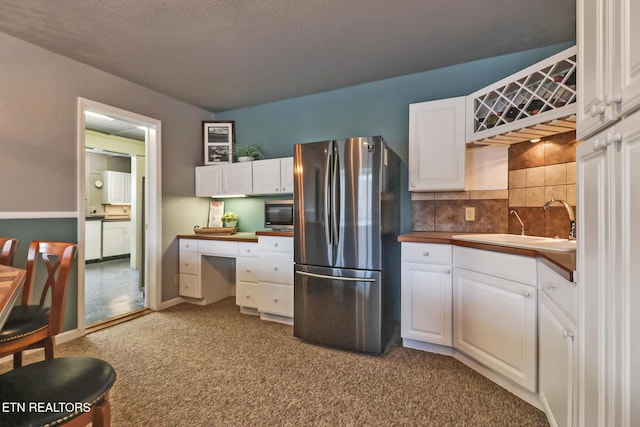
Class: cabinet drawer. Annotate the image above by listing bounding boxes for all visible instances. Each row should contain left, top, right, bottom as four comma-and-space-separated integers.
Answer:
258, 236, 293, 254
238, 242, 258, 258
402, 242, 452, 265
179, 274, 201, 299
180, 239, 197, 252
259, 253, 293, 285
454, 246, 537, 286
236, 281, 259, 309
197, 240, 238, 257
258, 282, 293, 317
538, 260, 577, 323
236, 257, 259, 283
179, 251, 198, 275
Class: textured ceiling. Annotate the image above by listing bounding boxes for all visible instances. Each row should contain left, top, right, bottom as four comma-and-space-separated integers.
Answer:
0, 0, 575, 113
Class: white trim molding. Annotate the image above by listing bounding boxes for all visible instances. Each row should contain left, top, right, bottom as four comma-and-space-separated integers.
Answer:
0, 212, 78, 219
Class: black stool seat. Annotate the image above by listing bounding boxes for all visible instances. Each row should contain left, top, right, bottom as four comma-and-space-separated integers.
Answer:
0, 356, 116, 427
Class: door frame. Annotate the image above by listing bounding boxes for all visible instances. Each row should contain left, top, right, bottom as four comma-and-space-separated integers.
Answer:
76, 98, 162, 331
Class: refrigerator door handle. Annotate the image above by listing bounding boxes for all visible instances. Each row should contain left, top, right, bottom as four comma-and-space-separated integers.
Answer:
295, 270, 376, 282
332, 144, 340, 246
324, 146, 332, 245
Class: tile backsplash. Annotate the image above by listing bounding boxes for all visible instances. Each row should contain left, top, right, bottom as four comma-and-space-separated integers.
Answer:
412, 131, 581, 238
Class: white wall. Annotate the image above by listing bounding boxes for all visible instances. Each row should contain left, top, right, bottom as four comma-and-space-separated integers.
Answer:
0, 32, 212, 302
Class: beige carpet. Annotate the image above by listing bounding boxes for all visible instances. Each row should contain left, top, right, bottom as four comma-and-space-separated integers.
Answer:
2, 298, 549, 426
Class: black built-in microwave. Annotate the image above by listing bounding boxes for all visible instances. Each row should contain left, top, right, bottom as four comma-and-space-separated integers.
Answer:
264, 200, 294, 231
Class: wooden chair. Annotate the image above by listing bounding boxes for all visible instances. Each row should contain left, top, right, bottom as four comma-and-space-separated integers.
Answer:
0, 237, 18, 265
0, 356, 116, 426
0, 240, 77, 368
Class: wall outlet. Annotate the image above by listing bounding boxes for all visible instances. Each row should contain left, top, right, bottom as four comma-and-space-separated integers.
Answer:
174, 274, 180, 285
465, 207, 476, 221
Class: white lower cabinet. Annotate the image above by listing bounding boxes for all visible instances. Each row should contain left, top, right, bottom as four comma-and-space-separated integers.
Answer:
235, 242, 259, 310
401, 243, 452, 349
179, 239, 200, 298
256, 235, 293, 323
538, 259, 577, 427
102, 220, 131, 257
453, 247, 537, 393
539, 291, 576, 427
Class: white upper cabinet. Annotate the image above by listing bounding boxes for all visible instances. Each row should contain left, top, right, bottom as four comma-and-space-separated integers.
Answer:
578, 0, 640, 140
195, 162, 252, 197
195, 164, 222, 197
101, 170, 131, 204
251, 157, 294, 195
223, 162, 252, 196
409, 97, 466, 191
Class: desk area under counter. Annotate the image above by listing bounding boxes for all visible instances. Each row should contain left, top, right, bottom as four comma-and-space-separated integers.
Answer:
176, 231, 294, 325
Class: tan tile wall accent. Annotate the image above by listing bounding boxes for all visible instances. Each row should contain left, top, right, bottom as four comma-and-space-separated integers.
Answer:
411, 130, 581, 236
507, 131, 581, 238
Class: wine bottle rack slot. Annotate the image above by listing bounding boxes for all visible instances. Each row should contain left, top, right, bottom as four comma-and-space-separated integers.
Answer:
467, 46, 577, 145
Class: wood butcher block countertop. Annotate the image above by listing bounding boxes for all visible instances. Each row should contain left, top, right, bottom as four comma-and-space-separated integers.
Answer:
177, 230, 293, 243
398, 232, 576, 282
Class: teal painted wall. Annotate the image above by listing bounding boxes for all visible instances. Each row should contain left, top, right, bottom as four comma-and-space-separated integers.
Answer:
214, 43, 574, 320
215, 43, 574, 234
0, 219, 78, 332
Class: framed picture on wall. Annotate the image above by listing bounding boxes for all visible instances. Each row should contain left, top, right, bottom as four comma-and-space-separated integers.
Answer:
203, 121, 235, 165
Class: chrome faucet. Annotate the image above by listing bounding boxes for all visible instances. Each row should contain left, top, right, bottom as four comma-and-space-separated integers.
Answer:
543, 198, 576, 240
509, 209, 526, 235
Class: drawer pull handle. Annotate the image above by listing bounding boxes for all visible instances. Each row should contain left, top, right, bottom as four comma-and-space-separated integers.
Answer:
274, 242, 279, 247
590, 105, 605, 117
274, 267, 278, 271
606, 94, 622, 106
246, 269, 251, 273
273, 298, 278, 303
246, 294, 251, 299
522, 290, 531, 298
546, 281, 556, 290
444, 268, 451, 274
422, 251, 430, 257
563, 330, 574, 340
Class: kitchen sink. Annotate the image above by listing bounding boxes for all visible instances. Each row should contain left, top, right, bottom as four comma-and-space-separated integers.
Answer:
452, 234, 576, 252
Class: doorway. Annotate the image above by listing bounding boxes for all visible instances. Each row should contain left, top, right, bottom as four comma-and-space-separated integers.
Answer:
77, 98, 162, 331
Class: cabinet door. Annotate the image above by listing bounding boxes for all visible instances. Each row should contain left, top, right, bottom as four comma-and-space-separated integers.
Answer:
576, 128, 613, 427
85, 220, 102, 261
540, 293, 576, 427
195, 165, 222, 197
222, 162, 252, 195
612, 0, 640, 119
280, 157, 294, 193
453, 267, 537, 392
401, 262, 452, 346
251, 159, 281, 195
618, 111, 640, 427
577, 0, 615, 139
408, 97, 466, 191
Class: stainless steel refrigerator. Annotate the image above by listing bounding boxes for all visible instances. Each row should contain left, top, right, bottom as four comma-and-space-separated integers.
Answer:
293, 136, 401, 354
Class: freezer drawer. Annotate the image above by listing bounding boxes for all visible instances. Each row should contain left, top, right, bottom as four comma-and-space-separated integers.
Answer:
293, 264, 383, 353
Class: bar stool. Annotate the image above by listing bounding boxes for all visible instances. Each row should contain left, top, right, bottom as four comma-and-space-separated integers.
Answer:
0, 241, 77, 368
0, 356, 116, 426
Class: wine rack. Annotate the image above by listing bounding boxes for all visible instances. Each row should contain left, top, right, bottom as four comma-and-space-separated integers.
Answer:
466, 46, 577, 145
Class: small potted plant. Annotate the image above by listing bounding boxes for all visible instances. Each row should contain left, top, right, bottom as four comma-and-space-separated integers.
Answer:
221, 212, 238, 228
235, 144, 265, 162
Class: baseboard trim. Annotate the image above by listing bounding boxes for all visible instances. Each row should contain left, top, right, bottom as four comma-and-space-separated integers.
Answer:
158, 297, 185, 310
